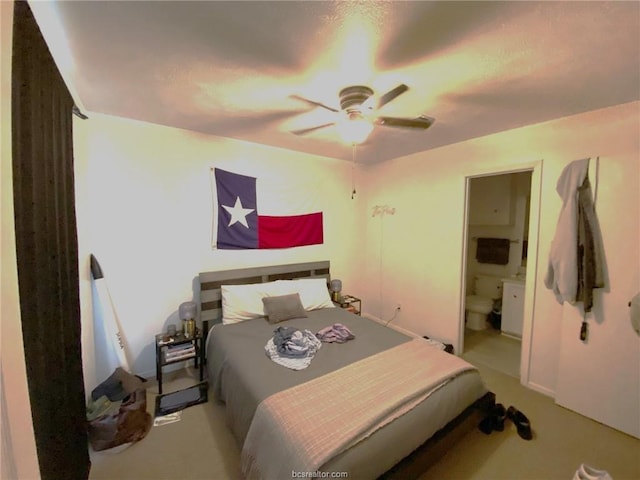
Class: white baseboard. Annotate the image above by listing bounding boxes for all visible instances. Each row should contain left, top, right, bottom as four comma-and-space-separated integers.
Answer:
363, 313, 421, 338
523, 379, 555, 398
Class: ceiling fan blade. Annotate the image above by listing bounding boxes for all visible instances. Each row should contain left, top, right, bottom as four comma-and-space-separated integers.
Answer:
377, 84, 409, 109
376, 115, 435, 129
290, 95, 339, 113
291, 122, 336, 135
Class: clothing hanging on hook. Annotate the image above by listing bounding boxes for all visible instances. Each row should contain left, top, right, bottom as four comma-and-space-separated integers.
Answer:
544, 157, 606, 342
576, 158, 605, 314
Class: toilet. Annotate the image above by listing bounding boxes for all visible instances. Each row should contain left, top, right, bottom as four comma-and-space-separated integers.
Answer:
465, 275, 503, 331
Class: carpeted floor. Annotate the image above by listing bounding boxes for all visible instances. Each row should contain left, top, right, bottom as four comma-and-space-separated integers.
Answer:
420, 362, 639, 480
88, 360, 639, 480
89, 369, 242, 480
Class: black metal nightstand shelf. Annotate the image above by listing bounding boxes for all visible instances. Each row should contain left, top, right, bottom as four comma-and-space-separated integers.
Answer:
155, 331, 204, 394
336, 295, 361, 315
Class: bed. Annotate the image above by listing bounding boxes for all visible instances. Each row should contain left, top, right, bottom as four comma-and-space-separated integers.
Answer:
199, 261, 494, 479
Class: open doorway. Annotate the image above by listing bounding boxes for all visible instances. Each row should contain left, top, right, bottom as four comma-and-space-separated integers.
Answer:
459, 170, 533, 379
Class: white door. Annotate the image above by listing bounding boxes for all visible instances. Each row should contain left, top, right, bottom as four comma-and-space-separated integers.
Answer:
555, 300, 640, 439
554, 159, 640, 439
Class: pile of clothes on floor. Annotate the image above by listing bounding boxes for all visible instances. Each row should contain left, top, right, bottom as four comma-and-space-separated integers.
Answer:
265, 324, 355, 370
86, 367, 151, 451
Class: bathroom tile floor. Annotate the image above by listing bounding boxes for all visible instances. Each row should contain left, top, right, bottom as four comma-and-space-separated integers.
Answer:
462, 328, 521, 379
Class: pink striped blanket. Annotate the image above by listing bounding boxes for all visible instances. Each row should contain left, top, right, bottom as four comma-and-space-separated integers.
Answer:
240, 337, 475, 479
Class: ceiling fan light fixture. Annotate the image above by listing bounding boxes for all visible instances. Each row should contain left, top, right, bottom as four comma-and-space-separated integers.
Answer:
290, 82, 427, 143
338, 112, 373, 145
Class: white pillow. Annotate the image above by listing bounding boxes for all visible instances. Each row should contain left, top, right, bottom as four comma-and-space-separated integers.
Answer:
220, 278, 334, 325
291, 278, 335, 310
221, 281, 282, 325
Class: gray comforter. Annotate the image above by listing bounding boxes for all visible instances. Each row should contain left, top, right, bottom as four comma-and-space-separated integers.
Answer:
207, 308, 487, 478
207, 307, 410, 444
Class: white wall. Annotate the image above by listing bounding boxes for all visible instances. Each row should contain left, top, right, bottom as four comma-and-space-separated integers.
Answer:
75, 114, 363, 387
359, 101, 639, 436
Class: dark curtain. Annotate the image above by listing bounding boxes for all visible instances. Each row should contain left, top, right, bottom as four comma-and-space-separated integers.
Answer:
11, 2, 90, 479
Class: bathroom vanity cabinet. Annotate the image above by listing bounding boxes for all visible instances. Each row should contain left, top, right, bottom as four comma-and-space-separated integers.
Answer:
501, 279, 525, 338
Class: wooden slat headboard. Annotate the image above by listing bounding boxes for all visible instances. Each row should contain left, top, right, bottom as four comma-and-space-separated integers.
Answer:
198, 261, 331, 325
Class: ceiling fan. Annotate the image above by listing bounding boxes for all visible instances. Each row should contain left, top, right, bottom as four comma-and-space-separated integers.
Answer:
290, 84, 435, 144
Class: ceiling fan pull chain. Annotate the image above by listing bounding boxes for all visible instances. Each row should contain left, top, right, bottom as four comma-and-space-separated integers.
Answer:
351, 143, 357, 199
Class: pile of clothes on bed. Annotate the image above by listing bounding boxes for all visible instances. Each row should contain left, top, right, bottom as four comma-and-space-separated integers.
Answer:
265, 324, 355, 370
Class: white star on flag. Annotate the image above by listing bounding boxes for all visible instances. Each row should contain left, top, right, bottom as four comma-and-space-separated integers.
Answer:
222, 197, 255, 228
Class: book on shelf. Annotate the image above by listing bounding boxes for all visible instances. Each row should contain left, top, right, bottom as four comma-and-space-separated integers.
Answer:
339, 295, 358, 307
164, 348, 195, 362
166, 346, 195, 354
166, 342, 194, 352
165, 352, 195, 362
165, 345, 195, 354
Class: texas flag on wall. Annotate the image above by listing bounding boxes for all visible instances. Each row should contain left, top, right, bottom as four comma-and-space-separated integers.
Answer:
211, 168, 324, 249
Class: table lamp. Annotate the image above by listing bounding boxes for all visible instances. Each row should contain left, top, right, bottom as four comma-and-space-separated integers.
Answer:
179, 301, 197, 337
330, 279, 342, 302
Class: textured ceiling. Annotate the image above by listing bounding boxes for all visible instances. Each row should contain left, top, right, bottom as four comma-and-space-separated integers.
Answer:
32, 1, 640, 163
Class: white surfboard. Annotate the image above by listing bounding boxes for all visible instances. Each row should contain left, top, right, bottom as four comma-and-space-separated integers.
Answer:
90, 254, 131, 372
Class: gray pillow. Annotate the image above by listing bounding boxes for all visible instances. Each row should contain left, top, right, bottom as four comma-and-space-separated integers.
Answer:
262, 293, 308, 324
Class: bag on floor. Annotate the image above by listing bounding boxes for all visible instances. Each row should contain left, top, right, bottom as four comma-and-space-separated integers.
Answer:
88, 388, 152, 451
90, 367, 146, 401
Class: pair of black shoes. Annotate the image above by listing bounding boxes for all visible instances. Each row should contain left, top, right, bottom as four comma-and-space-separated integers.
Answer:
479, 403, 532, 440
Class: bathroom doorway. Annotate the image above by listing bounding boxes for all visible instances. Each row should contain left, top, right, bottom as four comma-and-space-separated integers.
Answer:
459, 169, 534, 380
